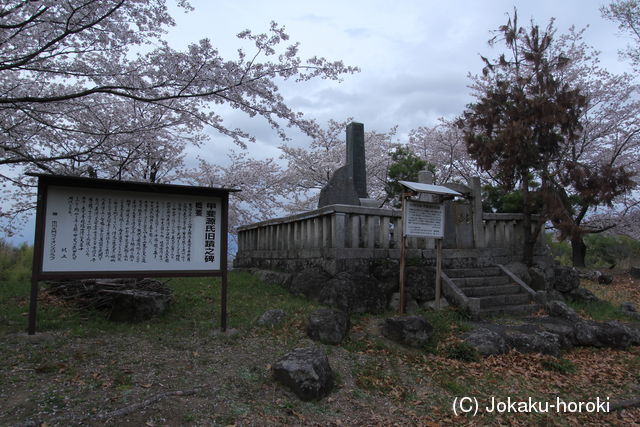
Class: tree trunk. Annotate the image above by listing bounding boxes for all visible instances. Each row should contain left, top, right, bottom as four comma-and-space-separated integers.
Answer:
571, 236, 586, 268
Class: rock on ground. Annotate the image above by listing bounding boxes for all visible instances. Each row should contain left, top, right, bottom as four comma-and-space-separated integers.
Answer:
546, 300, 581, 323
405, 266, 435, 303
104, 290, 171, 322
288, 267, 331, 299
380, 315, 433, 348
306, 308, 350, 345
566, 287, 599, 303
319, 271, 387, 313
272, 347, 334, 401
550, 266, 580, 293
256, 309, 286, 327
388, 293, 419, 313
464, 301, 640, 357
464, 328, 508, 356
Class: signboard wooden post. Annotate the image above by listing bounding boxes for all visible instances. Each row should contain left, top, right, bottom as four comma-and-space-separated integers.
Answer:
27, 173, 239, 335
398, 181, 460, 313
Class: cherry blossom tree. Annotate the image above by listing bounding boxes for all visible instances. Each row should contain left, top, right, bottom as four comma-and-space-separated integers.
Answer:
0, 0, 356, 234
193, 151, 288, 249
601, 0, 640, 72
460, 12, 639, 266
278, 118, 398, 211
407, 119, 481, 185
546, 27, 640, 265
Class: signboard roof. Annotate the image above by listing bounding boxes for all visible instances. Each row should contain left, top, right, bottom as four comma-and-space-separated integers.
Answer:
398, 180, 462, 197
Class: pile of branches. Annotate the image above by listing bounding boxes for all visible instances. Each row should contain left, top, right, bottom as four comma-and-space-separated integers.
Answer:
44, 278, 173, 312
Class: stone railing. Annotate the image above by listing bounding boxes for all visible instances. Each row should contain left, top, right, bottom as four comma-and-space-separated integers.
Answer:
237, 204, 402, 252
479, 213, 542, 249
234, 204, 545, 274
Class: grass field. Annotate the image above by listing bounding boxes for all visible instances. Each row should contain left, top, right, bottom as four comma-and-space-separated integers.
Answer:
1, 267, 639, 425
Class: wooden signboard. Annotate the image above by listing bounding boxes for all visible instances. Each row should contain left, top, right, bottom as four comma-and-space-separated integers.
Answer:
403, 200, 444, 238
398, 181, 461, 314
27, 173, 239, 334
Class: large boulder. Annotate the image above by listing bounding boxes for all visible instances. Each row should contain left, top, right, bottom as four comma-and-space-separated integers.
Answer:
405, 266, 435, 303
565, 287, 599, 303
103, 289, 171, 322
464, 306, 640, 357
388, 293, 419, 313
546, 300, 581, 323
380, 315, 433, 348
317, 165, 360, 208
550, 266, 580, 293
528, 267, 548, 291
620, 302, 640, 320
579, 270, 613, 285
306, 308, 350, 345
370, 260, 399, 296
272, 347, 334, 401
598, 273, 613, 285
288, 267, 331, 299
502, 328, 562, 356
257, 309, 287, 327
621, 302, 637, 313
526, 317, 575, 349
319, 271, 387, 313
464, 327, 508, 356
465, 322, 564, 357
256, 270, 292, 288
546, 301, 639, 348
591, 321, 639, 348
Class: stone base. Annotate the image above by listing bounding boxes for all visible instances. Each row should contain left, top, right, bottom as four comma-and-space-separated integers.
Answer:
233, 247, 549, 276
359, 198, 379, 208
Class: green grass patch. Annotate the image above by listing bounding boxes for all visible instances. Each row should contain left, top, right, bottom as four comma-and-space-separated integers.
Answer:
541, 357, 577, 375
433, 371, 471, 395
0, 265, 319, 338
420, 307, 471, 352
568, 299, 636, 322
443, 341, 480, 362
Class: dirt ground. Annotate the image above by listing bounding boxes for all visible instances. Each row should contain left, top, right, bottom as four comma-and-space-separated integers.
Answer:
1, 273, 640, 426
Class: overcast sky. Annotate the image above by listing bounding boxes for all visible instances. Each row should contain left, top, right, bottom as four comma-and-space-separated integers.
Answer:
5, 1, 635, 245
165, 0, 634, 163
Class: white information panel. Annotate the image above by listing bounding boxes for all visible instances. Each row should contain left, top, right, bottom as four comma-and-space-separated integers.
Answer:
403, 200, 444, 238
42, 186, 222, 272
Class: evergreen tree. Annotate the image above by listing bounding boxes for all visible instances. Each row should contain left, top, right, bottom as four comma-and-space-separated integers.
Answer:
459, 11, 587, 265
384, 147, 432, 207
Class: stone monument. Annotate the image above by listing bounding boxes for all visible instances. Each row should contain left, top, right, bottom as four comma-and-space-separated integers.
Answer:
318, 122, 377, 208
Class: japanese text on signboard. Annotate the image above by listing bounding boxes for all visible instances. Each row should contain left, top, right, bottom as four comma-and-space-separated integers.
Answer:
403, 200, 444, 238
42, 186, 221, 272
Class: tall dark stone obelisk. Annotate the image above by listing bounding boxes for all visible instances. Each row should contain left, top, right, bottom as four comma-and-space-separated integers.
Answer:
317, 122, 368, 208
346, 122, 368, 199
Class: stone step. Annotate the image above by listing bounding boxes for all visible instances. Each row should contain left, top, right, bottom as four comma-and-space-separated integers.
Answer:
462, 284, 523, 297
444, 267, 502, 278
477, 303, 542, 318
478, 293, 532, 308
452, 276, 511, 288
